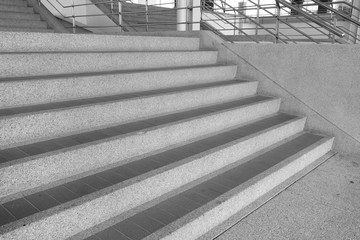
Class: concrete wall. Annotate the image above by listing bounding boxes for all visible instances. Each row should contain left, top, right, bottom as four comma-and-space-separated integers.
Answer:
199, 31, 360, 156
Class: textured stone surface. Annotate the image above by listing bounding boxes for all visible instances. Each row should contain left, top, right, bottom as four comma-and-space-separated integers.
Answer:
0, 65, 237, 108
0, 97, 279, 202
218, 41, 360, 156
0, 116, 306, 240
0, 31, 200, 52
216, 154, 360, 240
0, 51, 217, 78
0, 81, 257, 147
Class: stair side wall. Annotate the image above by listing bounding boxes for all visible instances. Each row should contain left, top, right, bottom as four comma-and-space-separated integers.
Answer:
198, 30, 360, 157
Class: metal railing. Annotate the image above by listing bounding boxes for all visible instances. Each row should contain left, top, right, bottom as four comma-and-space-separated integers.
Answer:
37, 0, 360, 44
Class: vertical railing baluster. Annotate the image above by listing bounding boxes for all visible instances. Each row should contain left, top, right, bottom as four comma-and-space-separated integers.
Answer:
145, 0, 149, 31
72, 0, 76, 33
118, 0, 123, 32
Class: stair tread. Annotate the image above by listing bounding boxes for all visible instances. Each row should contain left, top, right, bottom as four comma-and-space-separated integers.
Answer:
0, 128, 328, 233
88, 132, 326, 240
0, 95, 273, 165
0, 113, 301, 228
0, 64, 234, 82
0, 80, 244, 118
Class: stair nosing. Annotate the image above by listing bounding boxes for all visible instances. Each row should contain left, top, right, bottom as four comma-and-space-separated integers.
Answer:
0, 80, 250, 119
0, 64, 237, 83
0, 95, 278, 168
0, 113, 305, 232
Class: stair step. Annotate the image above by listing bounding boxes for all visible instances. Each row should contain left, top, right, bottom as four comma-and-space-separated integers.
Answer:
86, 133, 333, 240
0, 65, 238, 109
0, 18, 47, 28
0, 51, 218, 78
0, 0, 27, 6
0, 4, 33, 13
0, 31, 200, 52
0, 114, 309, 239
0, 11, 40, 20
0, 95, 280, 201
0, 80, 257, 151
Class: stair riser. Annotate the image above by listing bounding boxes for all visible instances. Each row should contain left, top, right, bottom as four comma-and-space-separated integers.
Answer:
0, 12, 40, 20
0, 82, 256, 147
156, 138, 334, 240
0, 4, 33, 13
0, 98, 279, 202
0, 0, 27, 6
0, 118, 305, 240
0, 32, 200, 52
0, 66, 237, 109
0, 19, 47, 28
0, 51, 217, 78
0, 27, 53, 33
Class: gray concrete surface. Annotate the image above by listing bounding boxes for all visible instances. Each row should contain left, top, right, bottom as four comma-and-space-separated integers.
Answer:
225, 42, 360, 156
216, 154, 360, 240
198, 31, 360, 156
0, 51, 218, 78
0, 81, 257, 147
0, 65, 237, 108
0, 31, 200, 52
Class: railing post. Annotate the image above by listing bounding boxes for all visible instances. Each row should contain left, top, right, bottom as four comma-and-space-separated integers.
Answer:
72, 0, 76, 34
192, 0, 201, 30
349, 0, 360, 43
275, 1, 280, 43
145, 0, 149, 31
255, 0, 260, 41
177, 0, 187, 31
118, 0, 123, 32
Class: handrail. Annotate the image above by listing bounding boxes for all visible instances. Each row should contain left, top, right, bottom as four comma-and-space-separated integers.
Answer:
275, 0, 345, 38
202, 4, 259, 43
310, 0, 360, 27
215, 0, 288, 43
248, 0, 323, 43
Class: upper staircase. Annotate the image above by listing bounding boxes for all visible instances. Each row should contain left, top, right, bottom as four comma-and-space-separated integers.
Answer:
0, 0, 54, 32
0, 31, 334, 239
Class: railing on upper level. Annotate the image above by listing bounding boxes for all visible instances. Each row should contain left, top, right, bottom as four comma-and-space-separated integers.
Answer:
37, 0, 360, 44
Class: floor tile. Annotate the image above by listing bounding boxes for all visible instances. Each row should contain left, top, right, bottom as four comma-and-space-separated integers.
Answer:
96, 170, 127, 184
113, 219, 150, 240
130, 213, 164, 233
65, 180, 97, 196
25, 192, 60, 211
3, 198, 39, 219
0, 205, 16, 226
80, 175, 113, 190
45, 185, 79, 203
96, 227, 130, 240
0, 147, 29, 162
155, 200, 191, 218
143, 206, 178, 225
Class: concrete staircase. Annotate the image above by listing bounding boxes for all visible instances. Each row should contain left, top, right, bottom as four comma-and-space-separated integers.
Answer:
0, 0, 53, 32
0, 31, 333, 240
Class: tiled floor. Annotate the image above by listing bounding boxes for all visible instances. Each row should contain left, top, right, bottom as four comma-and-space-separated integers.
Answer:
0, 112, 295, 227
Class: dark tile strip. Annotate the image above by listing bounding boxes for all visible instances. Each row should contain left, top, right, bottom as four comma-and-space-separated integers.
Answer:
86, 133, 323, 239
0, 113, 289, 228
0, 95, 269, 165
